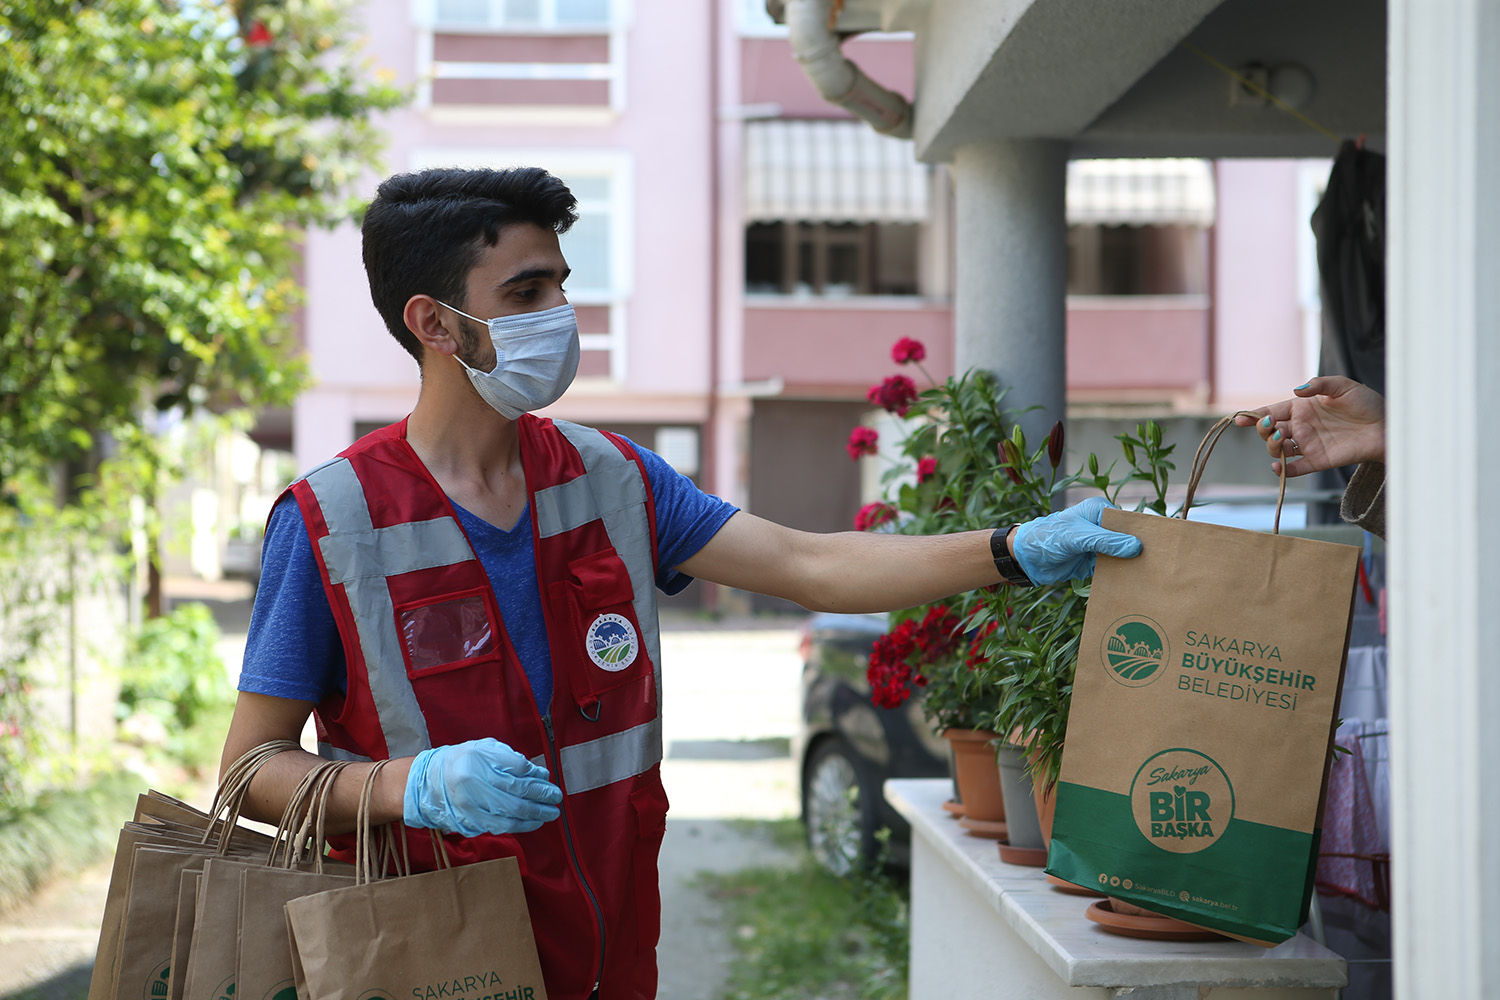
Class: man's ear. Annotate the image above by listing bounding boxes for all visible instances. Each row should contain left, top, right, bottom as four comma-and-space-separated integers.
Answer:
404, 295, 461, 358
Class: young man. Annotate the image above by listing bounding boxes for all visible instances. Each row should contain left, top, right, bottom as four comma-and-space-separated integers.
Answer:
220, 167, 1141, 1000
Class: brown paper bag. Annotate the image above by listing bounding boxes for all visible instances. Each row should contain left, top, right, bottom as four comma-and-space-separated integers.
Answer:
180, 857, 264, 1000
233, 762, 357, 1000
167, 873, 201, 1000
1046, 415, 1360, 946
285, 763, 548, 1000
87, 741, 302, 1000
115, 847, 216, 1000
237, 867, 354, 1000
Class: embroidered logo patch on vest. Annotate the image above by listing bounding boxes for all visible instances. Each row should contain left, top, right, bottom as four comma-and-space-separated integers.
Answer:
586, 613, 639, 671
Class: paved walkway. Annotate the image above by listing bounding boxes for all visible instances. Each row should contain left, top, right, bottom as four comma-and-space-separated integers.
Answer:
0, 610, 807, 1000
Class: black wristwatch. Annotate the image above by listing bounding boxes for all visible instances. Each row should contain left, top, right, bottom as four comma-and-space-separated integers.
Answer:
990, 525, 1033, 587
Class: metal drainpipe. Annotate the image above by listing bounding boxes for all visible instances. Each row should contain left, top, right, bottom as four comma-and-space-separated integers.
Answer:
784, 0, 913, 138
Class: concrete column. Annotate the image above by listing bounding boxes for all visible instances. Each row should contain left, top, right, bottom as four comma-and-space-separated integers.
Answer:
951, 140, 1068, 445
1387, 1, 1500, 997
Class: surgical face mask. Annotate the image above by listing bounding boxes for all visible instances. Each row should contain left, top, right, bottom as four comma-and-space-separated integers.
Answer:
437, 301, 581, 420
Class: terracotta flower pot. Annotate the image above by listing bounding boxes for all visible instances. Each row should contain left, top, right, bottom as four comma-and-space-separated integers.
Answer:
943, 729, 1006, 824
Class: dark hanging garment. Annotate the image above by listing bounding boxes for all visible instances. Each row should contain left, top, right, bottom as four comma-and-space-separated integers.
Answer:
1312, 140, 1387, 396
1305, 141, 1386, 523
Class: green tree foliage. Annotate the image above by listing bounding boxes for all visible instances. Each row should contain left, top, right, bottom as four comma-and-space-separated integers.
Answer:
0, 0, 405, 496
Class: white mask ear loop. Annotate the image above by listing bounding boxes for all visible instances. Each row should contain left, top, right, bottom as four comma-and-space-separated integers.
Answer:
436, 300, 485, 325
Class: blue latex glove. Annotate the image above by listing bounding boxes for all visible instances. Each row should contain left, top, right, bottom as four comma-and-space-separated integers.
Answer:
403, 737, 563, 837
1012, 497, 1143, 585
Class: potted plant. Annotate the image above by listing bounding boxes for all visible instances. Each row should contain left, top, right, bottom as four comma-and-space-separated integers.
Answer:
848, 338, 1175, 844
978, 421, 1175, 845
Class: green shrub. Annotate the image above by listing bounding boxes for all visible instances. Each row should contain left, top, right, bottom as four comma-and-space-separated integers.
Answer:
119, 603, 234, 768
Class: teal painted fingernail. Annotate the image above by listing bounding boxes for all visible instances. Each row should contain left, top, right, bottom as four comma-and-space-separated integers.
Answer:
1294, 383, 1311, 391
1272, 430, 1282, 441
1260, 416, 1272, 428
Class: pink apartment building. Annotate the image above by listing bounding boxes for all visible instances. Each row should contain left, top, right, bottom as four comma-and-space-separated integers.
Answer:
268, 0, 1325, 607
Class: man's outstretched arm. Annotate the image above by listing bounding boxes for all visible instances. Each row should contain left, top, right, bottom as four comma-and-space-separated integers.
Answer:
676, 498, 1141, 613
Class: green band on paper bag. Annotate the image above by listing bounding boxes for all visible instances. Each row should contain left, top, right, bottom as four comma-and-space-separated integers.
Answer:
1045, 781, 1314, 943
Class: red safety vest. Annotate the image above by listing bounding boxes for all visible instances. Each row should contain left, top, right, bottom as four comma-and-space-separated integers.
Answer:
285, 415, 669, 1000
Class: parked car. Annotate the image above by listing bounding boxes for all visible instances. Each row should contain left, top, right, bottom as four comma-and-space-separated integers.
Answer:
794, 612, 950, 874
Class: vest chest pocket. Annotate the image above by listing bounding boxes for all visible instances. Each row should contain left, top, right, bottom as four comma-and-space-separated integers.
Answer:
395, 586, 500, 678
558, 549, 653, 708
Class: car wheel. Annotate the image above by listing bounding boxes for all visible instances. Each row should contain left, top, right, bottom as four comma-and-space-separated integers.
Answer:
803, 738, 876, 876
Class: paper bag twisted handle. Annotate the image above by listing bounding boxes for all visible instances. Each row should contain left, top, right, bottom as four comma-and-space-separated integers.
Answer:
1179, 412, 1289, 534
203, 738, 303, 853
267, 759, 353, 871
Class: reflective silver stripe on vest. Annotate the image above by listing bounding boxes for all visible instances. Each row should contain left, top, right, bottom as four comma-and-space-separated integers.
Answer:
543, 421, 664, 791
544, 420, 664, 689
306, 458, 473, 759
557, 719, 663, 795
317, 742, 374, 763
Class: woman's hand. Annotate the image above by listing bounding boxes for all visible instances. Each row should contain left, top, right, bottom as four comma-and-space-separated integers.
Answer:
1234, 376, 1386, 477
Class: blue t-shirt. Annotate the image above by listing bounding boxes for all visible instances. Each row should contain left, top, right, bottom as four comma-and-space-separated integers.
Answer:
236, 436, 737, 714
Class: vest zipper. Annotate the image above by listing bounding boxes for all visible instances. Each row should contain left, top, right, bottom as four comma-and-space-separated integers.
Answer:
543, 712, 607, 990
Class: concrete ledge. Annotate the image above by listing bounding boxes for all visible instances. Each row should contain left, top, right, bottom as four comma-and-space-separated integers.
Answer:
885, 778, 1348, 994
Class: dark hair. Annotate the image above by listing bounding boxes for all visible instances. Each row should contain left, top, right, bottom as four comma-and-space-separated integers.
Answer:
361, 166, 578, 363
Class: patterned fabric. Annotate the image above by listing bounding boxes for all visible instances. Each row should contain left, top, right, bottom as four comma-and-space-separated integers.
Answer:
1316, 730, 1388, 910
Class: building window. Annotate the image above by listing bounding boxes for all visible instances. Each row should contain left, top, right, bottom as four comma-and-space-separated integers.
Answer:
428, 0, 615, 31
556, 171, 620, 300
414, 0, 624, 114
1064, 159, 1214, 296
1066, 224, 1210, 296
746, 221, 920, 297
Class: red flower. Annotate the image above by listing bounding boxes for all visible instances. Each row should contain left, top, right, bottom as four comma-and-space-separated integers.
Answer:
246, 20, 273, 46
867, 623, 920, 709
854, 501, 897, 532
891, 337, 926, 365
1047, 420, 1066, 470
911, 605, 963, 664
916, 456, 938, 484
845, 426, 879, 460
867, 375, 919, 416
866, 606, 966, 711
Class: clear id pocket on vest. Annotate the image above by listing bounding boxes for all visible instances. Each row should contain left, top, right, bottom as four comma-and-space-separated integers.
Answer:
396, 587, 497, 675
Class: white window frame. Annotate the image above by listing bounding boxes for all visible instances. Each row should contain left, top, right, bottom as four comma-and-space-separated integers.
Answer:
409, 148, 634, 384
411, 0, 630, 120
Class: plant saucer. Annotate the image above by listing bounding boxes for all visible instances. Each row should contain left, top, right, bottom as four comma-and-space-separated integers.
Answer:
1085, 899, 1228, 941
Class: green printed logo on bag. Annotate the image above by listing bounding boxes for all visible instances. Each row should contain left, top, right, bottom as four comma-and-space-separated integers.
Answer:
1129, 748, 1234, 852
1102, 616, 1169, 687
146, 961, 171, 1000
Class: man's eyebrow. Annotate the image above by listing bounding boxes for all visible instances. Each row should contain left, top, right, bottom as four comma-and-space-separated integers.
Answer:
498, 266, 572, 288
